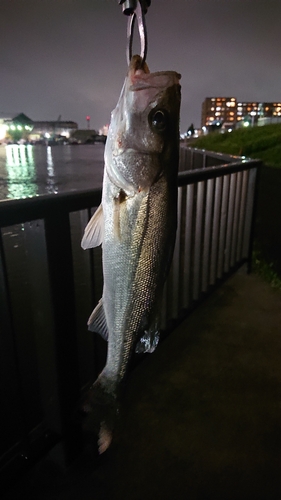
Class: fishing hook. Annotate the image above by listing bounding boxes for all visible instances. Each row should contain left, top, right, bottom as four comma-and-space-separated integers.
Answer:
119, 1, 148, 65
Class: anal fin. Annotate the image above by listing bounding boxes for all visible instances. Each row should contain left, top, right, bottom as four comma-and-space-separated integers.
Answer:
87, 299, 109, 341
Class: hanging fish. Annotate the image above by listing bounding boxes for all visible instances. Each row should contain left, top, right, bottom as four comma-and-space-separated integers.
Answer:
81, 54, 181, 453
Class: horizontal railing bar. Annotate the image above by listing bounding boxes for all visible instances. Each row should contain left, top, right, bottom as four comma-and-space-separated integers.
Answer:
0, 159, 260, 229
178, 159, 262, 186
180, 145, 251, 164
0, 189, 102, 228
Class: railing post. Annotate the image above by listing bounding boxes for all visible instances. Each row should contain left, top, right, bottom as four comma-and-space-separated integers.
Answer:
244, 165, 261, 273
0, 232, 26, 459
44, 212, 82, 462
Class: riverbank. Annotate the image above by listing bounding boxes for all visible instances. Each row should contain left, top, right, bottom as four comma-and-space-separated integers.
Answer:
188, 125, 281, 282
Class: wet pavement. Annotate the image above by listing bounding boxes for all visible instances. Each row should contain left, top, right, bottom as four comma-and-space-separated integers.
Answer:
3, 267, 281, 500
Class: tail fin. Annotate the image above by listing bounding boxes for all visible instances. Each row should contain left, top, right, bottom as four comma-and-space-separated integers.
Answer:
80, 377, 119, 454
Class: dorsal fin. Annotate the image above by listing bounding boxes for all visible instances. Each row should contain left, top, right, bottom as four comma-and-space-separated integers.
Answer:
81, 204, 104, 249
87, 299, 109, 341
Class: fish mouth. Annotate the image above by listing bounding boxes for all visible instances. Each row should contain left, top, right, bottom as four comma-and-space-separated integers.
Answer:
129, 54, 150, 75
128, 55, 181, 90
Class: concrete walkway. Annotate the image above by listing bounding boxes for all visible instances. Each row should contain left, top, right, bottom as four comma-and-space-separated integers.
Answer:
4, 268, 281, 500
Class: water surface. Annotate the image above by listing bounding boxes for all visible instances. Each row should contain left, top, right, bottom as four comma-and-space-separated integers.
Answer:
0, 143, 105, 201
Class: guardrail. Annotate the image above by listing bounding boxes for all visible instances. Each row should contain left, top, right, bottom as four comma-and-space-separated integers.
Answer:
0, 146, 261, 480
162, 147, 261, 330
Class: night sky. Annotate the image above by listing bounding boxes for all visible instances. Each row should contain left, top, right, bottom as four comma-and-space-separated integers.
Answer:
1, 0, 281, 132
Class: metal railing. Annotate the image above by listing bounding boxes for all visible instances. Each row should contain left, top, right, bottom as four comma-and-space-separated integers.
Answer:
0, 146, 261, 479
162, 147, 261, 329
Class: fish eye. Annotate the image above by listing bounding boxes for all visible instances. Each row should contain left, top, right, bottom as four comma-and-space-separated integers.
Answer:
149, 109, 168, 132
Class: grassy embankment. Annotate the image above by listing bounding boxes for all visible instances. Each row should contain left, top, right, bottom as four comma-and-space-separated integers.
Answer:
188, 123, 281, 289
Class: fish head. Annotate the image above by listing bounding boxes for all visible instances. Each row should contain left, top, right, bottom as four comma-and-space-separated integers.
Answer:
105, 55, 181, 196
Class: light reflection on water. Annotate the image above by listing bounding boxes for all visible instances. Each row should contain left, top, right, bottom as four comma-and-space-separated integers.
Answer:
0, 143, 104, 201
46, 146, 57, 194
5, 145, 37, 199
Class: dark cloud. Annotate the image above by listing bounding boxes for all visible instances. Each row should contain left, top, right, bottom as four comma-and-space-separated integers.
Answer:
1, 0, 281, 130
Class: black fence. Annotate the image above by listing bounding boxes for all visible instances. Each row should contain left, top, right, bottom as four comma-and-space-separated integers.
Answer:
0, 147, 261, 480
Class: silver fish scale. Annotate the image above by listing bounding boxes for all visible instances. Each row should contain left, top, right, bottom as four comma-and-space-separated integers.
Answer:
101, 171, 176, 387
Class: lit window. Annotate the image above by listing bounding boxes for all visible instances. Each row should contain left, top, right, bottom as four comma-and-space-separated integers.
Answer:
216, 107, 221, 111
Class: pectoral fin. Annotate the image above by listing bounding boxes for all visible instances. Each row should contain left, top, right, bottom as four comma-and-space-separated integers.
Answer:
87, 299, 109, 341
81, 204, 104, 249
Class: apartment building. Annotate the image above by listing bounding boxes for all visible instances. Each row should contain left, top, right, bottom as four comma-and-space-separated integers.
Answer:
202, 98, 281, 128
201, 97, 237, 128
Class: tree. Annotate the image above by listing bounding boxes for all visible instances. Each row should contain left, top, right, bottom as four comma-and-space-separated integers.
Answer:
187, 123, 195, 136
